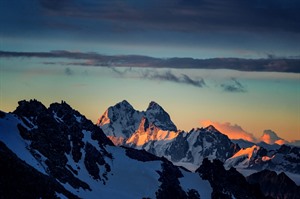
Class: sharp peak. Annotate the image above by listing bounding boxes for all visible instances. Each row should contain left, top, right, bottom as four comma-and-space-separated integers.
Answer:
189, 125, 219, 134
50, 100, 72, 109
114, 100, 133, 108
205, 125, 219, 132
147, 101, 163, 110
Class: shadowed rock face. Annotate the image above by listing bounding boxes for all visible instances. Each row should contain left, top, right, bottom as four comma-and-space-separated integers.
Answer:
196, 158, 267, 199
2, 99, 299, 199
247, 170, 300, 199
1, 99, 207, 198
99, 100, 240, 168
0, 141, 79, 199
12, 99, 113, 189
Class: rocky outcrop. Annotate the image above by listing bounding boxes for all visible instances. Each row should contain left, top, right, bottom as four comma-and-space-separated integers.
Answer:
247, 170, 300, 199
196, 158, 267, 199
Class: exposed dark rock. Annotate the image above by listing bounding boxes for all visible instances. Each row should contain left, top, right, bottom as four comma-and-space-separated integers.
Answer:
0, 141, 79, 199
247, 170, 300, 199
156, 159, 198, 199
196, 158, 267, 199
146, 101, 178, 131
166, 132, 190, 162
123, 146, 162, 162
84, 142, 111, 182
0, 111, 5, 118
11, 99, 114, 190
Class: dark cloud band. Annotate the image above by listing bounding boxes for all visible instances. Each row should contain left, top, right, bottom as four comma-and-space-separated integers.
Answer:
1, 50, 300, 73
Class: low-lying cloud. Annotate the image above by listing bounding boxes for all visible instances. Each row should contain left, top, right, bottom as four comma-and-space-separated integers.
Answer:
259, 129, 287, 145
111, 67, 206, 88
1, 50, 300, 73
221, 78, 246, 93
200, 120, 256, 142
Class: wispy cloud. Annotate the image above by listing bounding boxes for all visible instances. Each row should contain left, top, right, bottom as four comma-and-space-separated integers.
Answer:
64, 67, 73, 76
221, 78, 246, 93
110, 67, 206, 88
1, 50, 300, 73
200, 120, 257, 142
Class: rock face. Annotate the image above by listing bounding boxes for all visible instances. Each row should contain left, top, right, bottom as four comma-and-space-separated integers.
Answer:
196, 158, 267, 199
13, 100, 113, 188
224, 144, 300, 174
2, 99, 299, 198
99, 100, 300, 176
0, 99, 213, 199
98, 100, 239, 170
0, 141, 79, 199
97, 100, 177, 142
247, 170, 300, 199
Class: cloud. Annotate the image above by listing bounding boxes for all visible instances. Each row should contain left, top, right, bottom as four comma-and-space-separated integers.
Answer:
141, 70, 206, 88
64, 67, 73, 76
1, 50, 300, 73
259, 129, 287, 145
200, 120, 256, 142
221, 78, 246, 93
182, 74, 206, 88
34, 0, 300, 33
200, 121, 299, 147
110, 67, 206, 88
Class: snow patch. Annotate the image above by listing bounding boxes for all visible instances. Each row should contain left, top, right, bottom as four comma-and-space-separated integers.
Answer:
0, 113, 47, 175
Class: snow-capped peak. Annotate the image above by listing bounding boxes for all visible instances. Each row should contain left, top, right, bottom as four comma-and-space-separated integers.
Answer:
145, 101, 177, 131
116, 100, 133, 110
98, 100, 177, 143
205, 125, 218, 133
146, 101, 163, 112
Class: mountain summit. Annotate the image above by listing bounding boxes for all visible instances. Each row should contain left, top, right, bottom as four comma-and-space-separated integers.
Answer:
98, 100, 239, 170
145, 101, 177, 131
97, 100, 177, 144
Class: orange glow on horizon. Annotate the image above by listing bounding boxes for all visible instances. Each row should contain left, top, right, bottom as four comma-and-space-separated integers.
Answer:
200, 120, 256, 142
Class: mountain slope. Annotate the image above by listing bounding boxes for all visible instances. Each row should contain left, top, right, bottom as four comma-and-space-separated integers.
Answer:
247, 170, 300, 199
0, 100, 213, 199
224, 144, 300, 174
98, 101, 239, 171
99, 100, 300, 176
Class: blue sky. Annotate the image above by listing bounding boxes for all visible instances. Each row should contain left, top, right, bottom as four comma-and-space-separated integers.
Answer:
1, 0, 299, 141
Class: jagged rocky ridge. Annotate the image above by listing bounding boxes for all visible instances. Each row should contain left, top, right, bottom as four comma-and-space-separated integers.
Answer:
98, 100, 240, 170
224, 144, 300, 174
98, 100, 300, 175
247, 170, 300, 199
1, 99, 299, 198
0, 100, 212, 199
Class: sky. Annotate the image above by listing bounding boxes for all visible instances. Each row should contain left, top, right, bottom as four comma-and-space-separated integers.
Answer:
0, 0, 300, 142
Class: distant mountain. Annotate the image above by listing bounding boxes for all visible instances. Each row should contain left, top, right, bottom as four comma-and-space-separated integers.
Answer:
2, 99, 299, 198
224, 144, 300, 175
0, 100, 212, 199
98, 100, 300, 176
197, 158, 267, 199
247, 170, 300, 199
231, 139, 281, 150
98, 101, 239, 171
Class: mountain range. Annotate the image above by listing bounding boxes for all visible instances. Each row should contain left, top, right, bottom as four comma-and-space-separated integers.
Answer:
98, 100, 300, 175
1, 99, 299, 198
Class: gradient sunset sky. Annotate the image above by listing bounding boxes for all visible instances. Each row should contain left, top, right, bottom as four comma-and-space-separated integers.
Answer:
1, 0, 299, 142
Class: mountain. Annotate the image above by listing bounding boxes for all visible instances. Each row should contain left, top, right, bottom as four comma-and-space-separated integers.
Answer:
231, 139, 281, 150
247, 170, 300, 199
197, 158, 267, 199
2, 99, 300, 198
98, 101, 239, 171
224, 144, 300, 174
98, 100, 300, 176
0, 100, 214, 199
97, 100, 176, 145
